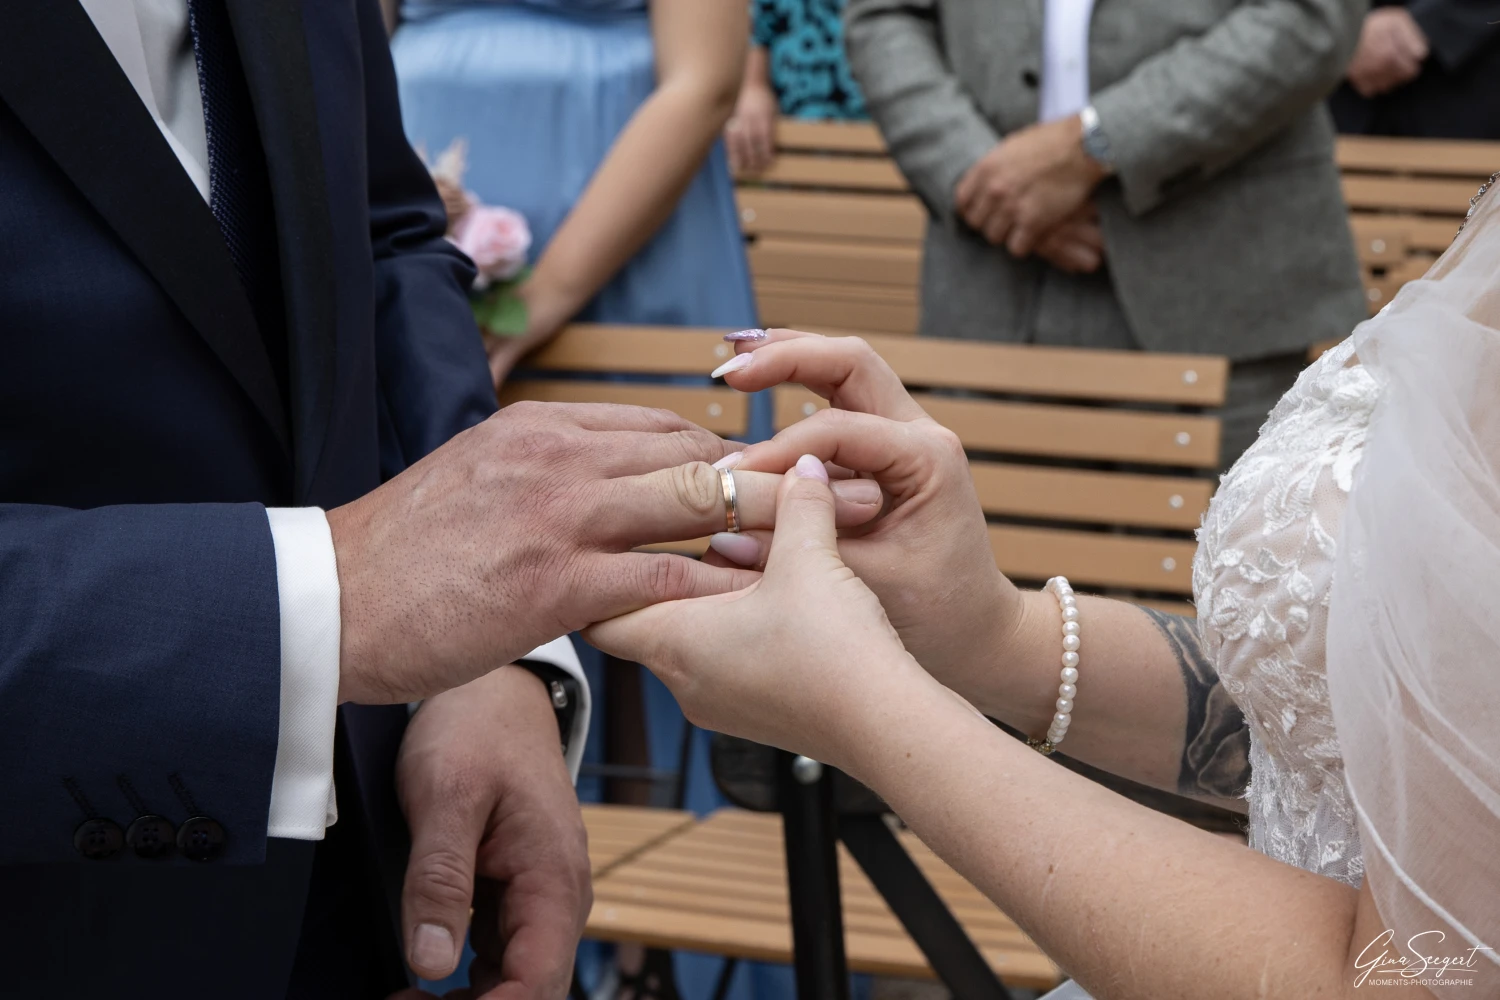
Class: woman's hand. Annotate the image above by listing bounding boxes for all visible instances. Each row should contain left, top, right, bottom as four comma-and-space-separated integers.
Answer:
585, 456, 935, 769
706, 330, 1030, 710
481, 275, 573, 388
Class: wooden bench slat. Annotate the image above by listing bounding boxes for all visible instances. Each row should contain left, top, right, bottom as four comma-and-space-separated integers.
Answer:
737, 188, 926, 243
1131, 597, 1197, 617
743, 153, 909, 192
1347, 211, 1460, 254
747, 237, 922, 287
991, 525, 1196, 593
775, 388, 1223, 468
1336, 135, 1500, 177
970, 461, 1212, 530
500, 380, 748, 436
1341, 175, 1480, 215
757, 286, 920, 335
775, 118, 888, 154
522, 325, 735, 375
861, 333, 1230, 404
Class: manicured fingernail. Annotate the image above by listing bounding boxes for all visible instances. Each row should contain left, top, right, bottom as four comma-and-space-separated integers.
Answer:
794, 454, 829, 483
724, 328, 767, 342
711, 354, 755, 379
831, 478, 882, 506
709, 531, 761, 566
713, 451, 744, 470
411, 923, 456, 975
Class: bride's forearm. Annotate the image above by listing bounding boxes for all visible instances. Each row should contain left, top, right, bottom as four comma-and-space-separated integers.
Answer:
955, 591, 1248, 810
837, 671, 1366, 1000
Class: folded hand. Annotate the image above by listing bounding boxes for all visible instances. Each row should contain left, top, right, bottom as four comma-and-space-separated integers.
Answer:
954, 118, 1108, 257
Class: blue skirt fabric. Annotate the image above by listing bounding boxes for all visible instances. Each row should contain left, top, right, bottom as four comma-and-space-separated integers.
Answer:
393, 1, 758, 328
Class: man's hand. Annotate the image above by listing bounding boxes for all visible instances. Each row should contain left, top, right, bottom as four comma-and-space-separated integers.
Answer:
327, 401, 883, 705
392, 665, 588, 998
1347, 7, 1428, 98
1034, 204, 1105, 275
954, 115, 1108, 257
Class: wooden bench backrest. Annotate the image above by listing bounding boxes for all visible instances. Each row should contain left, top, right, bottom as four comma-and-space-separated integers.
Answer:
1337, 135, 1500, 312
773, 333, 1229, 609
737, 123, 1500, 330
736, 120, 923, 335
501, 325, 1223, 608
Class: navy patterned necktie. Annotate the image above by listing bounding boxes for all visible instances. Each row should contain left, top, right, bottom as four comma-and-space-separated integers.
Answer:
186, 0, 289, 403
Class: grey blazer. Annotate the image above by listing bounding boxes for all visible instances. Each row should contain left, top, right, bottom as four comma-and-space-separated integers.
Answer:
845, 0, 1371, 360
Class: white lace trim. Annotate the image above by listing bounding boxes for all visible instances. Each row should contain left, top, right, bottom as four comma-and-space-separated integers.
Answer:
1193, 339, 1377, 886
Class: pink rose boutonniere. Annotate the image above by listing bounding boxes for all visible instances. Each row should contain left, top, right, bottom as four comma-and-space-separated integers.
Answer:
423, 138, 534, 338
452, 204, 531, 288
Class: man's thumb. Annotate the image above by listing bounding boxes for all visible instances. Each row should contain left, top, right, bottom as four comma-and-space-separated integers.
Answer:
402, 813, 482, 980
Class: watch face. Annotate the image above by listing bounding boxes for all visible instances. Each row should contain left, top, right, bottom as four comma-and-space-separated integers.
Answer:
1084, 131, 1112, 168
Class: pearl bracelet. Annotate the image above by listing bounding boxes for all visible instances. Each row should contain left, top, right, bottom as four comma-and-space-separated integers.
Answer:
1026, 576, 1080, 756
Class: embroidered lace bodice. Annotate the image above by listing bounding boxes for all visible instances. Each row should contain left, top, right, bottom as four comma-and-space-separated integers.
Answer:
1192, 338, 1378, 886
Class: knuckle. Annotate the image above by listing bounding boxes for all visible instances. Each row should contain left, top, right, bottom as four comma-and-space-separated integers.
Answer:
408, 846, 475, 911
927, 423, 967, 462
642, 553, 694, 605
670, 461, 721, 518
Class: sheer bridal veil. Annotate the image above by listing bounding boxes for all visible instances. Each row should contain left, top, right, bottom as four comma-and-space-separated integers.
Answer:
1327, 183, 1500, 992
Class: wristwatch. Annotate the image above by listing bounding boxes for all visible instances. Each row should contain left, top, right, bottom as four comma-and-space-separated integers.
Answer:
1079, 105, 1115, 174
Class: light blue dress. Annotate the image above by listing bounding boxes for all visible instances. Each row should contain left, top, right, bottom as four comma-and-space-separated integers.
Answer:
394, 6, 780, 998
394, 0, 758, 328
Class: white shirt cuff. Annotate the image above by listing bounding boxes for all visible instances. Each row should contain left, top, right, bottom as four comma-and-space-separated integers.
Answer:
404, 636, 592, 784
519, 636, 592, 784
264, 507, 342, 840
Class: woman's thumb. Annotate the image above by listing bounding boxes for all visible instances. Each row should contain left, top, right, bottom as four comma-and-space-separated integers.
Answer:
765, 455, 841, 571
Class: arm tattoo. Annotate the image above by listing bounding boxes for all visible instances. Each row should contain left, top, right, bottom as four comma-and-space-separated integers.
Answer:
1139, 607, 1251, 800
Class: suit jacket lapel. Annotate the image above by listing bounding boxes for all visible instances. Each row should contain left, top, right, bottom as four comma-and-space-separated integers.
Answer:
226, 0, 338, 505
0, 1, 291, 457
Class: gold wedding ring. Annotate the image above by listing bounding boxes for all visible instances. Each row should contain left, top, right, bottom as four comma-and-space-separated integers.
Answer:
719, 467, 741, 533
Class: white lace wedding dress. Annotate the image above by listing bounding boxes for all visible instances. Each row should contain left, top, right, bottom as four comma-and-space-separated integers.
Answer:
1193, 336, 1376, 887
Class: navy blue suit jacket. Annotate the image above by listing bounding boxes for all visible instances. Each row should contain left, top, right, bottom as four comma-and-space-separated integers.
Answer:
0, 1, 497, 994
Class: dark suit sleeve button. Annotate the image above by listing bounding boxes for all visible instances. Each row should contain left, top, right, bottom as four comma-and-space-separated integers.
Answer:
176, 816, 227, 862
1021, 69, 1040, 88
74, 818, 124, 860
126, 815, 177, 859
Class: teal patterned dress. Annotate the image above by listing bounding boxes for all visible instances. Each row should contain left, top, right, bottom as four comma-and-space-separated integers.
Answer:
753, 0, 866, 119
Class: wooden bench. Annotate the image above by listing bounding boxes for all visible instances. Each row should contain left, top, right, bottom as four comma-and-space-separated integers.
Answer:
737, 120, 1500, 329
582, 807, 1062, 991
772, 333, 1227, 615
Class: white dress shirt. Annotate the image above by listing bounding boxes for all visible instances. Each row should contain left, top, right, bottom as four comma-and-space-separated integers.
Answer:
1039, 0, 1096, 123
81, 0, 590, 840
